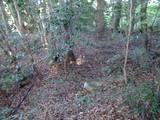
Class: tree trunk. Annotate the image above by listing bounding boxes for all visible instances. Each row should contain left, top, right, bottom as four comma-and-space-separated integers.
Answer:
140, 0, 149, 50
95, 0, 105, 40
61, 0, 73, 44
113, 0, 122, 32
0, 1, 10, 33
59, 0, 65, 7
123, 0, 133, 84
12, 0, 24, 34
11, 0, 39, 74
130, 0, 138, 34
0, 1, 20, 71
47, 0, 57, 50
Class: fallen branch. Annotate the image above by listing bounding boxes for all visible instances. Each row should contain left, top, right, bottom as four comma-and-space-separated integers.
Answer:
10, 83, 34, 115
10, 64, 42, 115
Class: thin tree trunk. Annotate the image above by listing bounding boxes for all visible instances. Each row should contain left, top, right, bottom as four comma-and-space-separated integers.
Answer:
123, 0, 133, 84
150, 4, 160, 31
12, 0, 24, 34
40, 0, 48, 47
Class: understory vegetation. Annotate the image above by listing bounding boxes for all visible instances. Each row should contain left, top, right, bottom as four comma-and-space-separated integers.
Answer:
0, 0, 160, 119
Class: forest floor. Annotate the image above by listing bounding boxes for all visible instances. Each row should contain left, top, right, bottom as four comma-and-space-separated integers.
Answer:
12, 31, 141, 120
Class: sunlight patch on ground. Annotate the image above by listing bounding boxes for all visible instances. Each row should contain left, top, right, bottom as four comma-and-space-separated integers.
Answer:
76, 55, 85, 65
49, 64, 58, 74
8, 51, 12, 56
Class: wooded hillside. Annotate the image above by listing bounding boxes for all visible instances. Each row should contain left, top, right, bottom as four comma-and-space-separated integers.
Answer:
0, 0, 160, 119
